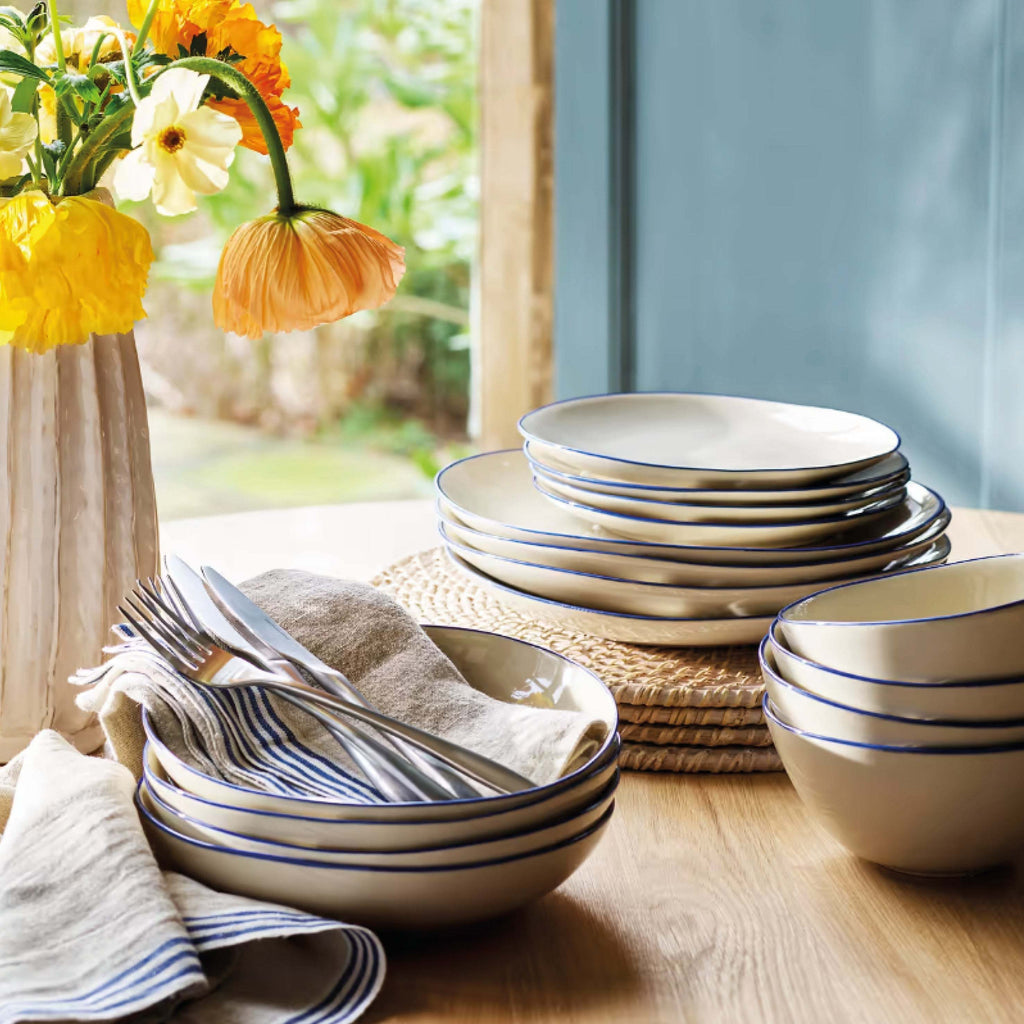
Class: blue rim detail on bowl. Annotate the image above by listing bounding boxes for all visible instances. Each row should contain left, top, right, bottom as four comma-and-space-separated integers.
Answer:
439, 501, 952, 579
434, 450, 947, 558
441, 526, 942, 599
767, 619, 1024, 689
516, 392, 901, 476
444, 548, 776, 627
777, 553, 1024, 628
136, 784, 615, 874
532, 473, 904, 533
758, 634, 1024, 728
141, 766, 620, 858
764, 693, 1024, 754
143, 735, 621, 829
523, 440, 912, 497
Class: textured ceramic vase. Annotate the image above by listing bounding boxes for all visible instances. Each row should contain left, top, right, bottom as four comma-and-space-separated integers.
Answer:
0, 331, 159, 761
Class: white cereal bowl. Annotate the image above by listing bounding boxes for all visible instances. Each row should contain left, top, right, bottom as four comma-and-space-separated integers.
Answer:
525, 441, 911, 505
436, 451, 946, 566
532, 466, 906, 524
440, 507, 951, 588
139, 771, 618, 867
761, 639, 1024, 745
144, 624, 618, 825
143, 740, 620, 850
442, 531, 945, 620
777, 554, 1024, 683
767, 621, 1024, 721
765, 696, 1024, 874
139, 788, 614, 929
518, 393, 900, 488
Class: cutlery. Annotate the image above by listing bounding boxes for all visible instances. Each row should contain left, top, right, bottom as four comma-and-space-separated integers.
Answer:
130, 580, 454, 803
120, 585, 535, 794
197, 565, 484, 800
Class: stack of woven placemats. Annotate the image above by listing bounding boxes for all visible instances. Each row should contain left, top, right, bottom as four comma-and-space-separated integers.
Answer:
372, 548, 781, 773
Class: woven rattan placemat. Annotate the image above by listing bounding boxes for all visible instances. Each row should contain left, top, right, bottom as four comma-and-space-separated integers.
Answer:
372, 548, 778, 772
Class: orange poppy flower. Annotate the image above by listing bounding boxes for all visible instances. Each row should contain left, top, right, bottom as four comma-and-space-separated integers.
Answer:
212, 207, 406, 339
128, 0, 301, 153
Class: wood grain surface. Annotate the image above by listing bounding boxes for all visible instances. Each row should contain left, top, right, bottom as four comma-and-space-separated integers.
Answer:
165, 504, 1024, 1022
365, 509, 1024, 1024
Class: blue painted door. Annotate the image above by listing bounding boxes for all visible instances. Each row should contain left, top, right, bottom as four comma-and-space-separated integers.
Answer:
555, 0, 1024, 509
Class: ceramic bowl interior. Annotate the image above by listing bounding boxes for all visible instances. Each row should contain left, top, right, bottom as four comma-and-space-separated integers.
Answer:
764, 696, 1024, 875
144, 624, 619, 824
781, 553, 1024, 625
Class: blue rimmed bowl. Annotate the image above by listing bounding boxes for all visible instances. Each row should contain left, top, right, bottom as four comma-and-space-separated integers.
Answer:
761, 638, 1024, 745
767, 620, 1024, 721
777, 554, 1024, 683
764, 696, 1024, 874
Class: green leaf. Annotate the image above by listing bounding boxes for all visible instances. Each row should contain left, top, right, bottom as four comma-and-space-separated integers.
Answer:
10, 73, 38, 113
56, 72, 102, 105
39, 141, 59, 181
0, 48, 48, 82
0, 6, 27, 31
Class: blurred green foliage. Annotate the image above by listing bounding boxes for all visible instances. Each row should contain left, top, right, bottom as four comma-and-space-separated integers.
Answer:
160, 0, 477, 428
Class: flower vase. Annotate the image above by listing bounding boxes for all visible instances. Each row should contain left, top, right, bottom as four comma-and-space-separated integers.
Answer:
0, 331, 159, 761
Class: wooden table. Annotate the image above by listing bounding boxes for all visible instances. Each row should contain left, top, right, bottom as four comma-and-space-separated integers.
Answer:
163, 503, 1024, 1024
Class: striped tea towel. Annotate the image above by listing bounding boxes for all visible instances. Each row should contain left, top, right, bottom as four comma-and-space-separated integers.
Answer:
0, 731, 384, 1024
74, 570, 605, 797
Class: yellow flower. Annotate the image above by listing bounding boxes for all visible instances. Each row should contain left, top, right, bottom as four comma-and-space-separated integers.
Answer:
0, 189, 154, 351
0, 87, 36, 178
127, 0, 300, 153
213, 207, 405, 339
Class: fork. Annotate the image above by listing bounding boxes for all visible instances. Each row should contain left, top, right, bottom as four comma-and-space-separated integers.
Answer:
123, 587, 457, 803
120, 586, 535, 795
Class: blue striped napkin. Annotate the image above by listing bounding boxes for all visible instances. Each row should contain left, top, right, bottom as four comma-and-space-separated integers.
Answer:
0, 731, 385, 1024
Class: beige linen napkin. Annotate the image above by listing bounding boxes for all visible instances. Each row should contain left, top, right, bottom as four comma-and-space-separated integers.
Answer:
0, 731, 384, 1024
75, 570, 605, 797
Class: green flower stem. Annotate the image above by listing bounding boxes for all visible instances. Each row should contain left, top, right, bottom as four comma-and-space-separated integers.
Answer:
46, 0, 64, 67
132, 0, 160, 57
165, 56, 296, 214
59, 101, 134, 195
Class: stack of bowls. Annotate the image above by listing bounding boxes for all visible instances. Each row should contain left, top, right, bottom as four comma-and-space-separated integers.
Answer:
762, 554, 1024, 874
137, 626, 620, 929
437, 393, 950, 645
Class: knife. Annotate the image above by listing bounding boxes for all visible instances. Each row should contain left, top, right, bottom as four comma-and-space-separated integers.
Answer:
163, 555, 453, 802
199, 564, 487, 799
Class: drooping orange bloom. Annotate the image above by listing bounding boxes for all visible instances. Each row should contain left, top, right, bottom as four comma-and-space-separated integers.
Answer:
127, 0, 301, 152
212, 207, 406, 339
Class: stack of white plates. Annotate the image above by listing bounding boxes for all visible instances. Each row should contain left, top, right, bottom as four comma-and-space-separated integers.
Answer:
436, 394, 950, 645
763, 555, 1024, 874
138, 626, 619, 929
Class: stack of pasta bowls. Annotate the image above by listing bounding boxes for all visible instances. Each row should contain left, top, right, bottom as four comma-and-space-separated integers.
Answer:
436, 393, 951, 646
763, 554, 1024, 874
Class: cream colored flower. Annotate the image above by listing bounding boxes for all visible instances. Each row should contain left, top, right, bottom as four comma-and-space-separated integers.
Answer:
36, 16, 134, 69
113, 68, 242, 216
0, 86, 36, 179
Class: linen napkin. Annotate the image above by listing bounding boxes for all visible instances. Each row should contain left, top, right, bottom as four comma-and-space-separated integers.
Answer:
0, 730, 384, 1024
75, 570, 606, 798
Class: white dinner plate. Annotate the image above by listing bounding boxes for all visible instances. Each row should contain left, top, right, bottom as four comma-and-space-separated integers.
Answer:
446, 550, 774, 645
533, 467, 906, 524
518, 393, 900, 488
534, 478, 904, 548
438, 514, 951, 588
435, 451, 947, 565
525, 442, 911, 504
